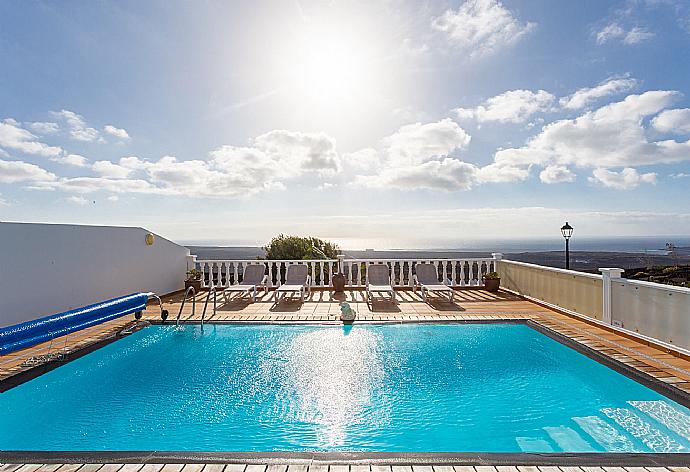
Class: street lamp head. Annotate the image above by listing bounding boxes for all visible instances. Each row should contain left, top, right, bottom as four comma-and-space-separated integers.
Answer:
561, 221, 574, 240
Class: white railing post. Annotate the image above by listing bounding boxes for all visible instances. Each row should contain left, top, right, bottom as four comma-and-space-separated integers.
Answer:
492, 252, 503, 273
186, 254, 197, 271
600, 268, 624, 325
337, 254, 345, 273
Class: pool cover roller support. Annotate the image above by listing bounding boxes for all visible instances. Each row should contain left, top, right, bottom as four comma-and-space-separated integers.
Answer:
0, 292, 155, 355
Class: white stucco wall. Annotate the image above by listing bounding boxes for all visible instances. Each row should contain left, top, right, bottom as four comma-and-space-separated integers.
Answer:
0, 222, 190, 327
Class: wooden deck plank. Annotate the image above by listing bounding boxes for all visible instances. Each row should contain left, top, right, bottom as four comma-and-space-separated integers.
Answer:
244, 466, 266, 472
118, 465, 143, 472
286, 466, 308, 472
55, 466, 83, 472
76, 466, 102, 472
97, 466, 123, 472
223, 466, 246, 472
201, 465, 225, 472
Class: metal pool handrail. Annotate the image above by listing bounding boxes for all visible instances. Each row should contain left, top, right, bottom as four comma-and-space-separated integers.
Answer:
175, 286, 196, 327
145, 292, 169, 321
200, 284, 217, 331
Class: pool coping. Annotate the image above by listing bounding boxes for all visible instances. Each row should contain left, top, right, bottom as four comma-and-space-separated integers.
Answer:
2, 319, 690, 462
2, 451, 690, 466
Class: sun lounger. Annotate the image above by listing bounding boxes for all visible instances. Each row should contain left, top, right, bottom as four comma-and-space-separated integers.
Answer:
366, 264, 396, 303
275, 264, 311, 302
223, 264, 268, 303
413, 263, 454, 302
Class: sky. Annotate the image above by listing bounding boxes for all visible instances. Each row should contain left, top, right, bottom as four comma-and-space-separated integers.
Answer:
1, 0, 690, 248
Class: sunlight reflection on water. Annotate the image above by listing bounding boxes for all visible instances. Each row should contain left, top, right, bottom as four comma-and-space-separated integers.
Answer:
277, 328, 387, 447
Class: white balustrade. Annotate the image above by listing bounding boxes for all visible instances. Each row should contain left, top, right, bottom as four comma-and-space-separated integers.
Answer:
194, 256, 498, 289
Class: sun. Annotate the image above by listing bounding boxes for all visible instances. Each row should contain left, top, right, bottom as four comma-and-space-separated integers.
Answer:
273, 19, 385, 114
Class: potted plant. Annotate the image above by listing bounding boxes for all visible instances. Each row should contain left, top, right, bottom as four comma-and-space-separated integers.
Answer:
185, 268, 202, 293
483, 271, 501, 292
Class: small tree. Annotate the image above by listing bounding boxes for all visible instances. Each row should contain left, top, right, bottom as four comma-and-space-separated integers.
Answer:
666, 242, 679, 268
263, 234, 340, 260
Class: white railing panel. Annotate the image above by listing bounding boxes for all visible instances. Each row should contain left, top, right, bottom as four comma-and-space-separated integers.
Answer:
611, 278, 690, 350
193, 257, 498, 289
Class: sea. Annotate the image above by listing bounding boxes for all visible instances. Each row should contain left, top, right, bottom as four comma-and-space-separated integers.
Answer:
181, 236, 690, 255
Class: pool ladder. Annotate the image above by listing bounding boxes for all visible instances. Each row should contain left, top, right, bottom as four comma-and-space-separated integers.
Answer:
200, 284, 217, 331
175, 286, 196, 327
175, 284, 216, 330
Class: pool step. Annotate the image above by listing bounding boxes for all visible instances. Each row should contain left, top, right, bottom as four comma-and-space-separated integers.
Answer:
602, 407, 689, 452
515, 436, 555, 452
629, 400, 690, 442
543, 425, 597, 452
572, 415, 639, 452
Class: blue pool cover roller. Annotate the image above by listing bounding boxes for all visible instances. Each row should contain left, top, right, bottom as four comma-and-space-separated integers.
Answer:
0, 293, 149, 355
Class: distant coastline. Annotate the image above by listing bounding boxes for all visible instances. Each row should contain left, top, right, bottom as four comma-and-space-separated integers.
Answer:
187, 242, 690, 272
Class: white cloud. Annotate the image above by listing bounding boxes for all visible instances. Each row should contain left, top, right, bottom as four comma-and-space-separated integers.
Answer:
66, 195, 89, 205
0, 159, 56, 183
252, 129, 341, 174
651, 108, 690, 134
432, 0, 535, 58
52, 110, 102, 142
476, 162, 530, 183
34, 130, 343, 199
539, 165, 576, 184
53, 153, 88, 167
589, 168, 657, 189
103, 125, 130, 139
596, 23, 654, 45
343, 148, 379, 171
455, 89, 555, 123
383, 119, 471, 167
92, 160, 133, 179
359, 158, 478, 191
107, 195, 120, 201
495, 91, 688, 169
624, 26, 655, 44
28, 121, 59, 135
671, 172, 690, 178
560, 77, 637, 110
0, 119, 63, 157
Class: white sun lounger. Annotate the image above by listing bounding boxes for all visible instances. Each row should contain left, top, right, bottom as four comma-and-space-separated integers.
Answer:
366, 264, 396, 303
413, 263, 454, 302
223, 264, 268, 302
275, 264, 311, 302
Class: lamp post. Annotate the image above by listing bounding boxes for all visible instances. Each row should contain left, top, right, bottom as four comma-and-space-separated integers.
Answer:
561, 222, 573, 270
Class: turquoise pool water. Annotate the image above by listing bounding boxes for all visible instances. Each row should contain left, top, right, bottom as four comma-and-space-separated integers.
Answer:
1, 323, 689, 452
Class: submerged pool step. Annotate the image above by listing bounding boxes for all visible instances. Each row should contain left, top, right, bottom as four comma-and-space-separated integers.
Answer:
602, 406, 689, 452
629, 400, 690, 442
572, 415, 639, 452
515, 436, 555, 452
543, 425, 597, 452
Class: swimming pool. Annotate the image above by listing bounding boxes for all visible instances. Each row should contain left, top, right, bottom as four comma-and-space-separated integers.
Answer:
1, 323, 689, 452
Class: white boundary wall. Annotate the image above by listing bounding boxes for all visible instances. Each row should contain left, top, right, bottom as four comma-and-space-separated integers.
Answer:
611, 278, 690, 349
499, 258, 690, 352
0, 222, 190, 327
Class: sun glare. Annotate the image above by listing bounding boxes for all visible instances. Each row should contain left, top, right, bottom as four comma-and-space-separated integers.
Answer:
274, 19, 386, 115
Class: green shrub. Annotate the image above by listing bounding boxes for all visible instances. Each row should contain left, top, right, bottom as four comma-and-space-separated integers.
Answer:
263, 234, 340, 260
